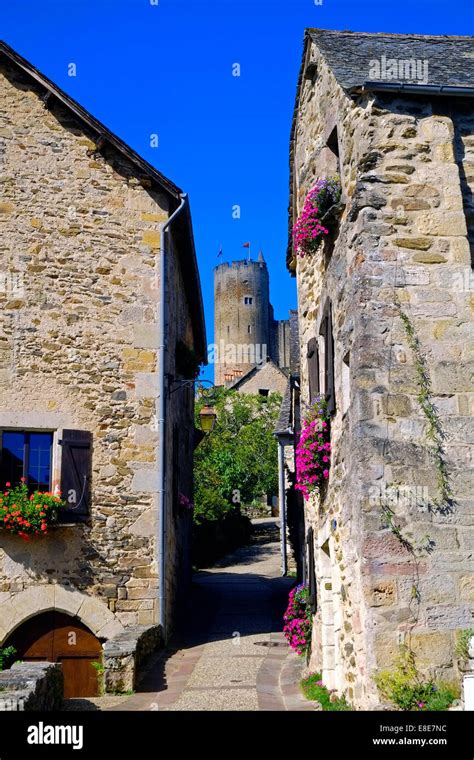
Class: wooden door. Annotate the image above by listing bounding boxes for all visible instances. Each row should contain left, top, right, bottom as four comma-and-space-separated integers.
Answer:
4, 611, 101, 698
60, 658, 99, 699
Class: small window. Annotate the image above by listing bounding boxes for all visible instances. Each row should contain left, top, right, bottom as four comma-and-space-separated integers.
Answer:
248, 325, 252, 334
258, 389, 269, 398
327, 126, 339, 159
326, 125, 341, 180
0, 430, 53, 491
244, 296, 253, 305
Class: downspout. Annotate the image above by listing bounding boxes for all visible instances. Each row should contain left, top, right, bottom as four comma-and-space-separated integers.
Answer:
276, 430, 292, 577
157, 192, 188, 641
278, 441, 287, 576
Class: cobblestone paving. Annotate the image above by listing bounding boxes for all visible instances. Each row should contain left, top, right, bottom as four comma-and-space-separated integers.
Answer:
64, 519, 315, 712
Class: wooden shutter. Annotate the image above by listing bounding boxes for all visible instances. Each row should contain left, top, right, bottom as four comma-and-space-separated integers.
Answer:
307, 527, 317, 613
307, 337, 320, 404
59, 430, 92, 520
321, 301, 336, 415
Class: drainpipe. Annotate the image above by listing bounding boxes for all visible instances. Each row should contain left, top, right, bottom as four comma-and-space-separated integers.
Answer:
277, 437, 289, 576
157, 192, 188, 641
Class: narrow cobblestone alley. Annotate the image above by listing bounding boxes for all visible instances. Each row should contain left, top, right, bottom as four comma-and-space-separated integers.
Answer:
65, 519, 314, 712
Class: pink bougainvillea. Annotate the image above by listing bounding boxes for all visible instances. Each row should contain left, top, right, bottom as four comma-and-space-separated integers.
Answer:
295, 395, 331, 501
283, 584, 312, 656
293, 177, 341, 257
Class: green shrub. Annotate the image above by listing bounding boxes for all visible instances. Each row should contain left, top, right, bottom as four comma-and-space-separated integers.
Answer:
0, 646, 16, 671
375, 646, 459, 711
194, 389, 281, 522
301, 673, 351, 711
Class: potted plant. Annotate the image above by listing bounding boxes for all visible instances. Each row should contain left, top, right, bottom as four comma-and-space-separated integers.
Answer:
293, 176, 342, 257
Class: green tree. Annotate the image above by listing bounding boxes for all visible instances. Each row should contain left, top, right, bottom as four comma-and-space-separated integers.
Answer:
194, 388, 281, 522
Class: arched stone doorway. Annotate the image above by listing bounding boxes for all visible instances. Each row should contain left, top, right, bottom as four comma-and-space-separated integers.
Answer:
3, 611, 102, 698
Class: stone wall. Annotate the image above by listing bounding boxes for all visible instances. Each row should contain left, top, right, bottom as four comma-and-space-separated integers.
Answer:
291, 41, 474, 708
0, 58, 197, 645
0, 662, 63, 711
103, 624, 162, 693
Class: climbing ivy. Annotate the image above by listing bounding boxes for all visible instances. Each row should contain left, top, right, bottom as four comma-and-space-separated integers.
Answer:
397, 305, 453, 513
378, 299, 455, 666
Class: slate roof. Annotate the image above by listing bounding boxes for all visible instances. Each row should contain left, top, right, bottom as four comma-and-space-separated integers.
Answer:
308, 29, 474, 91
274, 379, 293, 437
287, 30, 474, 272
0, 41, 207, 360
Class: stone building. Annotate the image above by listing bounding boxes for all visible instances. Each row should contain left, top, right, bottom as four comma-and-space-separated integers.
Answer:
213, 253, 290, 387
228, 359, 288, 397
288, 30, 474, 708
0, 42, 206, 698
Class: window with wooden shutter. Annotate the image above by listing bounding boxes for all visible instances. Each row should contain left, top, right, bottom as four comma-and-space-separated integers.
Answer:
59, 430, 92, 521
320, 301, 336, 415
307, 527, 317, 613
307, 337, 320, 404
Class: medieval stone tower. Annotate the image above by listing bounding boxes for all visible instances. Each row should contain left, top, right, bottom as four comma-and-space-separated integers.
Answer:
214, 253, 290, 386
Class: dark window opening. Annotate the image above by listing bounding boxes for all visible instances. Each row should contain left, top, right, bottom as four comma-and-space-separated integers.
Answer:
258, 389, 269, 399
244, 296, 253, 305
326, 125, 341, 182
248, 325, 252, 334
0, 430, 53, 492
327, 126, 339, 159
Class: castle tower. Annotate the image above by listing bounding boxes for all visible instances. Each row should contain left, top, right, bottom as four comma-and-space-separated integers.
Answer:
214, 258, 270, 385
213, 254, 289, 386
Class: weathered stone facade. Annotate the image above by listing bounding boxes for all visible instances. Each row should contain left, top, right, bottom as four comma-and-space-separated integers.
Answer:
0, 43, 206, 693
289, 30, 474, 708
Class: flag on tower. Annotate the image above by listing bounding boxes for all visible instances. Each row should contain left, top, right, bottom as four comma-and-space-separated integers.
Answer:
242, 242, 250, 249
217, 244, 223, 258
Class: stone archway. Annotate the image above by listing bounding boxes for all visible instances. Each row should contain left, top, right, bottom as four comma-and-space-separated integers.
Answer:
3, 610, 103, 698
0, 585, 124, 645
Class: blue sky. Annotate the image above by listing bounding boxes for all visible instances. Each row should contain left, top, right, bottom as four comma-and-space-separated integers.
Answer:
3, 0, 473, 377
